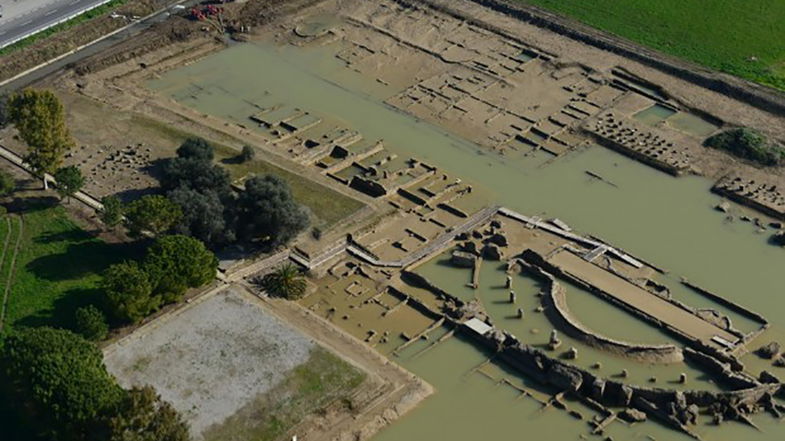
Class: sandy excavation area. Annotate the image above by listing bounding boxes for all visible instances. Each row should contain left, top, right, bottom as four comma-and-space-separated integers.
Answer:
46, 0, 785, 223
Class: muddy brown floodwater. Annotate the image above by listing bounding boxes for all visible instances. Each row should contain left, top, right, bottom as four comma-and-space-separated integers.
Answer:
148, 37, 785, 440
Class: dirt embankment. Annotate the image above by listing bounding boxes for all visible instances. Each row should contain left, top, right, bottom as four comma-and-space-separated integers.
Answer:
0, 0, 174, 82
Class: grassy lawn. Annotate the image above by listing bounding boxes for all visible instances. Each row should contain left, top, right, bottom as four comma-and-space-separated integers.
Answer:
518, 0, 785, 90
204, 347, 366, 441
0, 200, 137, 331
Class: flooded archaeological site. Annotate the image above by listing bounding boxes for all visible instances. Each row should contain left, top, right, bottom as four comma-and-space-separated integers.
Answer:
59, 0, 785, 439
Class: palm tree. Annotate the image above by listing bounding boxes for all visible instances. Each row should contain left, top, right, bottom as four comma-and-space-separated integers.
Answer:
260, 263, 307, 300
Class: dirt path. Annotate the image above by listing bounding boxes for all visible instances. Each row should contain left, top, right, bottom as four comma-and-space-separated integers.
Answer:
0, 215, 25, 330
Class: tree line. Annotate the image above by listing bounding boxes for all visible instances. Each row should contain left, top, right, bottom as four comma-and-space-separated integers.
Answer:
0, 327, 189, 441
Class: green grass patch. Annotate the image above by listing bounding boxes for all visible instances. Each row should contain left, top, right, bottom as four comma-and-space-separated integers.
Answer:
1, 200, 138, 331
518, 0, 785, 90
204, 347, 366, 441
0, 0, 128, 57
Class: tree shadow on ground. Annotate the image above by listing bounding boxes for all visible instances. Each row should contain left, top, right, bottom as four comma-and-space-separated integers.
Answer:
32, 228, 93, 245
25, 240, 144, 282
220, 155, 246, 166
14, 287, 105, 330
6, 195, 59, 214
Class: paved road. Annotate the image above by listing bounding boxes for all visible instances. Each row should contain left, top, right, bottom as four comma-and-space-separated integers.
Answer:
0, 0, 199, 94
0, 0, 115, 50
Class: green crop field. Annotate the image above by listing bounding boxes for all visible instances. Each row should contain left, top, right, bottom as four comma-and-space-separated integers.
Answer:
519, 0, 785, 90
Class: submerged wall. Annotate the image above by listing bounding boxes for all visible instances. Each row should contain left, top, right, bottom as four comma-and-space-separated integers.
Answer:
534, 265, 684, 363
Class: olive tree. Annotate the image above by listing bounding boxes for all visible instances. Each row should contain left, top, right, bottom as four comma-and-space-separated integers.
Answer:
236, 175, 309, 247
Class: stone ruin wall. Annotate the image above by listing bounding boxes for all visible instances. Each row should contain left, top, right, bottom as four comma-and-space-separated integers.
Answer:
519, 249, 748, 366
534, 266, 684, 364
465, 328, 783, 437
391, 244, 782, 435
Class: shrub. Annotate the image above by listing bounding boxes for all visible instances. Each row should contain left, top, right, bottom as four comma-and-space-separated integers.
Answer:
704, 128, 785, 166
74, 305, 109, 341
239, 145, 255, 163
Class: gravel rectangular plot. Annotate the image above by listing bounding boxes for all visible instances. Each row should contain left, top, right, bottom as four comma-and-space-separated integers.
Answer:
104, 287, 315, 439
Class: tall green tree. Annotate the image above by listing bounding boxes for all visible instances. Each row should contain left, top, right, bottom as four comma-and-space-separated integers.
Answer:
143, 235, 217, 303
0, 327, 123, 440
160, 156, 232, 196
107, 386, 189, 441
236, 175, 310, 247
54, 165, 85, 203
124, 195, 182, 237
175, 137, 214, 162
100, 195, 124, 228
7, 89, 75, 189
102, 261, 159, 324
260, 263, 308, 300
